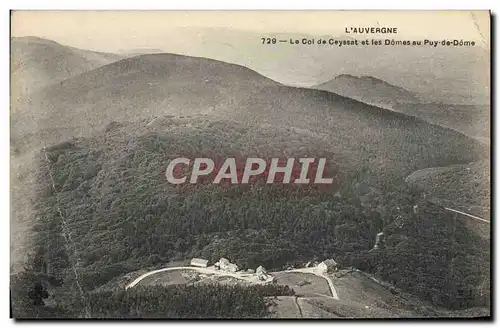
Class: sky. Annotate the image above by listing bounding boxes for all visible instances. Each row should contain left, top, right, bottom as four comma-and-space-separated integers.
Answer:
11, 11, 490, 52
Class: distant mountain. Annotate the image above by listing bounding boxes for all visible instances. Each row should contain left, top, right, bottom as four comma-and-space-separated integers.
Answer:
313, 74, 490, 144
24, 30, 490, 105
104, 27, 488, 105
14, 52, 279, 146
11, 36, 123, 97
314, 74, 421, 108
16, 53, 486, 181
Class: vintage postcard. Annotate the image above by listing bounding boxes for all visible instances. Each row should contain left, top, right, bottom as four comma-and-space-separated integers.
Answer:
10, 10, 490, 319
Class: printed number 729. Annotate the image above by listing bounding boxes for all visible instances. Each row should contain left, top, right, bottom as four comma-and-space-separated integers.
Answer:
261, 38, 277, 44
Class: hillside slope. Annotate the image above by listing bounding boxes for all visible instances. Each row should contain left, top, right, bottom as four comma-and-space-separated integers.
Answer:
14, 117, 489, 313
10, 37, 123, 268
270, 269, 487, 318
406, 160, 490, 218
392, 103, 490, 144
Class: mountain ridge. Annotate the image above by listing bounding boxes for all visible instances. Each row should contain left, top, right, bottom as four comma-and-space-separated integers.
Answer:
11, 36, 123, 97
314, 73, 422, 107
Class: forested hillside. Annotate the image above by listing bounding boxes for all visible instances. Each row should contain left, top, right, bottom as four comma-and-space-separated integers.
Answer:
12, 274, 295, 319
10, 117, 489, 318
406, 160, 490, 218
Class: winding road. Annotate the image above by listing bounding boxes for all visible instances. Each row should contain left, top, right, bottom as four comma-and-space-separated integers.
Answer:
444, 207, 490, 223
126, 266, 270, 290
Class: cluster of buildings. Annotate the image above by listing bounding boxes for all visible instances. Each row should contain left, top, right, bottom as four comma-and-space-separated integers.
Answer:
304, 259, 339, 273
190, 257, 240, 271
190, 257, 339, 276
190, 257, 274, 282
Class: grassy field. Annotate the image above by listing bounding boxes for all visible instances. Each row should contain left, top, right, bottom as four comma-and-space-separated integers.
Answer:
272, 272, 331, 297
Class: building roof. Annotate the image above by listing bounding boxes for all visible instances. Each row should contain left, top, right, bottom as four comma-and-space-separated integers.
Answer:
191, 258, 208, 265
321, 259, 338, 267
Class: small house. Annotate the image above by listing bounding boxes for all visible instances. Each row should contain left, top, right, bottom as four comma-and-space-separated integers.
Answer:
256, 266, 270, 281
190, 258, 208, 268
318, 259, 338, 273
219, 258, 230, 266
215, 257, 239, 272
256, 266, 267, 275
225, 263, 238, 272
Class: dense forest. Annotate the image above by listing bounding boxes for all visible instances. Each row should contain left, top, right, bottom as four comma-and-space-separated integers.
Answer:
11, 118, 490, 318
11, 268, 295, 319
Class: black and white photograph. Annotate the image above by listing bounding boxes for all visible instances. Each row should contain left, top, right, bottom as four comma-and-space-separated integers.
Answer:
9, 10, 491, 319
